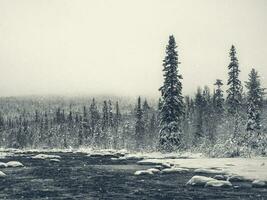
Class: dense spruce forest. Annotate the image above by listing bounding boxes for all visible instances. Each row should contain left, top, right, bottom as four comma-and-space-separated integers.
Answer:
0, 36, 266, 157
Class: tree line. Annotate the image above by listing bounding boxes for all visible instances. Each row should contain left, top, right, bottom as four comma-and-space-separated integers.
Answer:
158, 35, 266, 156
0, 97, 158, 150
0, 35, 266, 156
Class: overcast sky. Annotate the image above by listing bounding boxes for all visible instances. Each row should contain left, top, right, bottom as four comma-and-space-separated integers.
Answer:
0, 0, 266, 97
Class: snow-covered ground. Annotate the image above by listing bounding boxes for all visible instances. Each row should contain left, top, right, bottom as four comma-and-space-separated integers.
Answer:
138, 157, 267, 181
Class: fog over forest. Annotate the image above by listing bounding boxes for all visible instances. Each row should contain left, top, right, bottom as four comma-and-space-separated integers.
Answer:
0, 0, 267, 97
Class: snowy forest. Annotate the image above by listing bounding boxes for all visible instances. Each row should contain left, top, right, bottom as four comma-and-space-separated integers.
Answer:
0, 35, 266, 158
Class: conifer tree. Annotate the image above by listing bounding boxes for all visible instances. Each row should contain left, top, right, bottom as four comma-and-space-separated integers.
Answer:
89, 98, 100, 142
226, 45, 243, 139
214, 79, 224, 115
245, 68, 265, 132
113, 101, 121, 149
142, 99, 150, 138
193, 87, 204, 145
114, 101, 121, 129
226, 45, 242, 115
158, 35, 184, 151
135, 96, 145, 150
203, 86, 218, 144
149, 113, 157, 139
102, 101, 108, 131
107, 100, 114, 128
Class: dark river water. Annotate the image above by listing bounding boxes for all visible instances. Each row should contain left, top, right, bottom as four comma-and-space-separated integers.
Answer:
0, 152, 267, 200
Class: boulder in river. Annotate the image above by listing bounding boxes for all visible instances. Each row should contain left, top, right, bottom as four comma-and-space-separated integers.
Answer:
6, 161, 24, 167
32, 154, 61, 159
205, 180, 232, 188
186, 176, 216, 186
213, 174, 227, 180
252, 180, 266, 188
0, 162, 7, 168
134, 170, 154, 176
227, 175, 249, 182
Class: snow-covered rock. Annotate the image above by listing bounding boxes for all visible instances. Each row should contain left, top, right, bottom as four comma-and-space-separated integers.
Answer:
134, 170, 154, 176
161, 167, 189, 174
0, 171, 6, 177
0, 162, 7, 168
32, 154, 61, 159
194, 168, 225, 174
227, 175, 249, 182
205, 180, 232, 188
161, 163, 173, 168
213, 174, 227, 180
252, 180, 266, 188
186, 176, 216, 186
50, 158, 60, 162
6, 161, 24, 167
138, 157, 267, 182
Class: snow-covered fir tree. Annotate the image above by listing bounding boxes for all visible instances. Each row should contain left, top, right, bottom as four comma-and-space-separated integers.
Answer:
246, 69, 264, 131
159, 35, 184, 152
135, 96, 145, 150
89, 98, 101, 145
193, 87, 204, 145
202, 86, 216, 144
102, 101, 108, 131
226, 45, 243, 139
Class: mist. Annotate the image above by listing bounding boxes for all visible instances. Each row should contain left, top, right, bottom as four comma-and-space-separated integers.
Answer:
0, 0, 266, 97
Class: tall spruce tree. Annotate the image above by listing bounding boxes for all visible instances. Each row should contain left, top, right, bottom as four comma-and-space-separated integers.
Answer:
158, 35, 184, 151
226, 45, 243, 139
226, 45, 242, 115
135, 96, 145, 150
245, 68, 265, 132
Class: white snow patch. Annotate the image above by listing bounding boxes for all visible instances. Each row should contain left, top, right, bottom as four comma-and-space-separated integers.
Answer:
137, 160, 173, 168
6, 161, 24, 167
186, 176, 216, 186
161, 167, 189, 174
194, 168, 226, 174
205, 180, 232, 188
0, 150, 14, 158
140, 157, 267, 181
134, 170, 154, 176
116, 152, 203, 161
50, 158, 60, 162
0, 171, 6, 177
32, 154, 61, 159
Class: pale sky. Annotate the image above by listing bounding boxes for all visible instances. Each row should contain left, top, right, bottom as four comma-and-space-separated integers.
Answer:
0, 0, 266, 97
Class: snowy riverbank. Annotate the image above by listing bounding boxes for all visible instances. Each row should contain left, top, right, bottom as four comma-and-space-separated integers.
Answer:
1, 148, 267, 182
